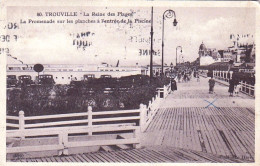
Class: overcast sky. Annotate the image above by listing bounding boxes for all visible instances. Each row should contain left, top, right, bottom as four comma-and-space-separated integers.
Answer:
7, 7, 255, 66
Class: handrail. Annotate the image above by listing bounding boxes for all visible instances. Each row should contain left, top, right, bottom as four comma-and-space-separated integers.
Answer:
140, 83, 171, 132
7, 124, 139, 155
6, 116, 19, 120
213, 70, 255, 97
6, 83, 171, 156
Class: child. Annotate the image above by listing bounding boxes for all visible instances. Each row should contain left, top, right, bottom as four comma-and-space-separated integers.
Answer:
234, 84, 241, 96
197, 74, 200, 82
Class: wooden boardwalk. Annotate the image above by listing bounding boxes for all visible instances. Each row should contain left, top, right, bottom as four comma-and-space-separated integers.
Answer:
144, 107, 254, 160
11, 146, 251, 163
142, 77, 255, 162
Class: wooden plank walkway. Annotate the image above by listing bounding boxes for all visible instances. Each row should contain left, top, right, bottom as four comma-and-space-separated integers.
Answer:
144, 107, 254, 161
142, 77, 255, 161
10, 146, 252, 163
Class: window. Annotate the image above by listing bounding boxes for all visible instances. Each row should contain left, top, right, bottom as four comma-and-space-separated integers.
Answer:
63, 69, 67, 71
69, 69, 73, 71
100, 69, 104, 71
56, 77, 58, 79
68, 77, 70, 79
62, 77, 64, 79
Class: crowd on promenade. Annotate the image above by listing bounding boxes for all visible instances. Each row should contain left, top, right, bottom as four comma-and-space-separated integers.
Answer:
169, 67, 250, 97
174, 69, 200, 83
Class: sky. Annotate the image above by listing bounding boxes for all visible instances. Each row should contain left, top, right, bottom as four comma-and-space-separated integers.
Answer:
6, 6, 255, 66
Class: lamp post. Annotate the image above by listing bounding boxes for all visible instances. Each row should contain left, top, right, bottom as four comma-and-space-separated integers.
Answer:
176, 46, 182, 66
150, 7, 154, 80
161, 9, 178, 76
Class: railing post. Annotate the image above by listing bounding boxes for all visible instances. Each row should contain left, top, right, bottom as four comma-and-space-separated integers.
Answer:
248, 83, 251, 96
88, 106, 93, 136
230, 71, 233, 80
140, 104, 147, 132
225, 71, 228, 82
163, 85, 167, 99
133, 127, 141, 149
62, 132, 69, 155
58, 133, 63, 156
148, 100, 153, 118
19, 111, 25, 139
58, 132, 69, 155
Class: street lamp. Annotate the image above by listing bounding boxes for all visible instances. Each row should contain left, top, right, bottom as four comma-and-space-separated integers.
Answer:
161, 9, 178, 76
176, 46, 182, 66
150, 7, 154, 80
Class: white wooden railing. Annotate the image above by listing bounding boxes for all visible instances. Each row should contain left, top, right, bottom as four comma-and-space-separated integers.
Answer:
139, 82, 172, 132
7, 123, 140, 155
213, 70, 255, 97
239, 81, 255, 97
7, 106, 141, 155
156, 83, 171, 99
213, 70, 233, 82
7, 107, 140, 131
6, 83, 172, 156
140, 95, 161, 132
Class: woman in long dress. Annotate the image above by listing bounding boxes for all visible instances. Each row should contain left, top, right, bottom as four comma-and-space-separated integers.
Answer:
228, 78, 235, 96
171, 78, 177, 91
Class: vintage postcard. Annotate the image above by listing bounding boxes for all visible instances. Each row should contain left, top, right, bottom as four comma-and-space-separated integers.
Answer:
0, 0, 259, 165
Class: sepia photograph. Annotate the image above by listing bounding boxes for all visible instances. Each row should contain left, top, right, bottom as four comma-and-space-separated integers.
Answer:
1, 1, 258, 163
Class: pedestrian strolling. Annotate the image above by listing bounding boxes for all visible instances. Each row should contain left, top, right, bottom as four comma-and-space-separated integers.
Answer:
171, 78, 177, 92
177, 72, 182, 83
228, 78, 235, 96
208, 76, 215, 94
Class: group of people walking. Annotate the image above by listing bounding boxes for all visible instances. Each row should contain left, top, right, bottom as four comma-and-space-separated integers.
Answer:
228, 78, 241, 96
176, 69, 199, 83
170, 69, 241, 97
208, 75, 241, 96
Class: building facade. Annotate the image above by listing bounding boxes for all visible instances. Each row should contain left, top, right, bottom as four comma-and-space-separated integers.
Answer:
6, 63, 143, 84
